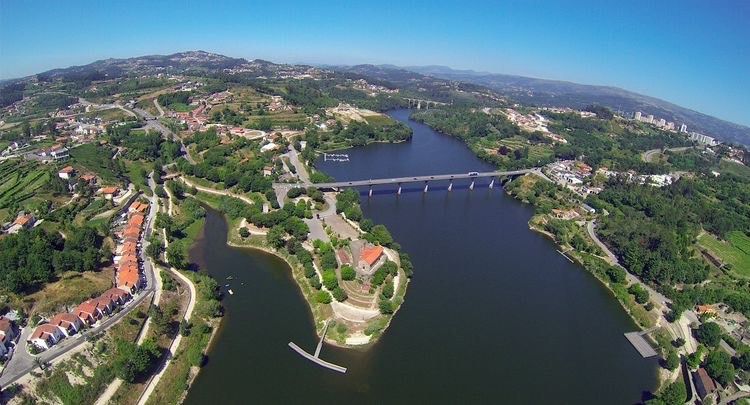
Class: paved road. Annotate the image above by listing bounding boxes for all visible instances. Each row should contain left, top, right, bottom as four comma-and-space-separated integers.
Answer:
133, 107, 196, 164
641, 146, 692, 163
291, 168, 538, 189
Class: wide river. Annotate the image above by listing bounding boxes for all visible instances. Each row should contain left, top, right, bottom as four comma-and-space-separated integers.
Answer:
185, 109, 657, 404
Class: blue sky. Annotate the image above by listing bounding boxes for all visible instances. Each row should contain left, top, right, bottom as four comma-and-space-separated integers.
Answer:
1, 0, 748, 126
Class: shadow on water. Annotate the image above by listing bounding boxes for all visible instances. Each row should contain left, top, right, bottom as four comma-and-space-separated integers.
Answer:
184, 109, 658, 404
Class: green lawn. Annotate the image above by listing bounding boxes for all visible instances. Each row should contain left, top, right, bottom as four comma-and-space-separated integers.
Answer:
698, 231, 750, 276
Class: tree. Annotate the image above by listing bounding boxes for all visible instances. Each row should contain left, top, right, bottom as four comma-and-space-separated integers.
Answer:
340, 265, 356, 281
239, 227, 250, 238
695, 322, 723, 347
658, 379, 687, 405
704, 350, 735, 385
381, 280, 394, 299
664, 349, 679, 371
734, 351, 750, 371
378, 297, 394, 314
672, 337, 685, 348
266, 225, 286, 249
332, 287, 348, 302
166, 242, 188, 269
112, 338, 159, 383
315, 291, 331, 304
628, 284, 649, 304
322, 270, 338, 290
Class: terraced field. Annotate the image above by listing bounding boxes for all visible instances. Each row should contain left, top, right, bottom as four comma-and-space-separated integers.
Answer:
698, 231, 750, 277
0, 160, 51, 209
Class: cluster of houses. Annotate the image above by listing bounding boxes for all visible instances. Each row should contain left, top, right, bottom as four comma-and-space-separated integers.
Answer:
350, 79, 399, 96
596, 167, 675, 188
32, 144, 69, 162
29, 288, 133, 350
169, 103, 209, 131
501, 108, 567, 144
546, 160, 601, 196
26, 201, 149, 351
114, 201, 150, 293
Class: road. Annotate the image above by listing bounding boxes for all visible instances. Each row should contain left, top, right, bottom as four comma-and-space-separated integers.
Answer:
132, 107, 196, 165
179, 176, 256, 206
641, 146, 693, 163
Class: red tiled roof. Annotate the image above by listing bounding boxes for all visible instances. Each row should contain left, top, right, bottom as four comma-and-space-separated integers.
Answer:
58, 165, 75, 173
31, 323, 58, 340
360, 245, 384, 266
13, 214, 33, 226
99, 186, 118, 195
50, 313, 79, 327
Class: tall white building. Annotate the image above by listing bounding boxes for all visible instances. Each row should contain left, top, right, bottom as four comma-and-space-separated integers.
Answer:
646, 114, 654, 124
679, 124, 688, 133
634, 111, 642, 120
689, 132, 717, 146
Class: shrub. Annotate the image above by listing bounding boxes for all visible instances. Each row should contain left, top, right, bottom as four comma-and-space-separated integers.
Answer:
332, 287, 348, 302
340, 265, 356, 281
315, 291, 331, 304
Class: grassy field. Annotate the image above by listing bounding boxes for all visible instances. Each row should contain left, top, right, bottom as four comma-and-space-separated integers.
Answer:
698, 231, 750, 276
125, 161, 152, 195
69, 143, 122, 183
83, 108, 131, 122
19, 268, 115, 315
715, 159, 750, 178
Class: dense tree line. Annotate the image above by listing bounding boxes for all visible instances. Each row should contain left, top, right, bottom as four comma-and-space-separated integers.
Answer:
0, 227, 103, 293
157, 91, 192, 107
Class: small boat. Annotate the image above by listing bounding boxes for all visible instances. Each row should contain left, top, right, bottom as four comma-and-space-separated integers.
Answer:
226, 276, 234, 280
228, 289, 234, 295
225, 284, 230, 287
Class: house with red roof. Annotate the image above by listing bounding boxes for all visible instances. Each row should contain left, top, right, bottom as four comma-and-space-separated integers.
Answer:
58, 165, 76, 180
30, 324, 64, 349
50, 313, 83, 336
98, 186, 119, 199
74, 300, 104, 325
101, 287, 132, 306
357, 244, 385, 276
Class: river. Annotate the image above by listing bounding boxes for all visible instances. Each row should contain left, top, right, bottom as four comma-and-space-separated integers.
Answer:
185, 109, 657, 404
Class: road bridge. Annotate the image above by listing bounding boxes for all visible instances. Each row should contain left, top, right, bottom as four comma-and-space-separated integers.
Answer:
276, 168, 542, 196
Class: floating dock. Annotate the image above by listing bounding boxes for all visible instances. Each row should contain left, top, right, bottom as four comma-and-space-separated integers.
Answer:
289, 321, 347, 373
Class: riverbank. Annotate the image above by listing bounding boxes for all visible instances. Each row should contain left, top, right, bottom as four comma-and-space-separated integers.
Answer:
191, 188, 410, 349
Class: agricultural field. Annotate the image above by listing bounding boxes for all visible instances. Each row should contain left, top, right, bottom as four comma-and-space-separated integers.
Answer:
16, 268, 115, 314
82, 107, 131, 122
69, 143, 124, 183
698, 231, 750, 277
0, 160, 52, 212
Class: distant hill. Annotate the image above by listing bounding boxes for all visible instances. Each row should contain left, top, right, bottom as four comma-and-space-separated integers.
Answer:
6, 51, 747, 146
403, 65, 750, 147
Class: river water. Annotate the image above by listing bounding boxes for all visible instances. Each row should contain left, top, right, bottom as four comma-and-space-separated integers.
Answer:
185, 109, 657, 404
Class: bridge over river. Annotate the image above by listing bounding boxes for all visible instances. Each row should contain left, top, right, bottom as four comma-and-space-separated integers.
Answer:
275, 168, 544, 195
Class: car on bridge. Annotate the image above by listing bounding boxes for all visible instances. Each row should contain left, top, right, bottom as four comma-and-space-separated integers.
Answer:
468, 171, 479, 176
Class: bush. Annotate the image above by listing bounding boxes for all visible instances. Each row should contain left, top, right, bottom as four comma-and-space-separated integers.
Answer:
303, 263, 316, 278
309, 275, 321, 290
322, 270, 338, 290
381, 280, 394, 299
239, 227, 250, 238
378, 298, 394, 314
340, 265, 356, 281
664, 349, 679, 371
315, 291, 331, 304
628, 284, 649, 304
332, 287, 348, 302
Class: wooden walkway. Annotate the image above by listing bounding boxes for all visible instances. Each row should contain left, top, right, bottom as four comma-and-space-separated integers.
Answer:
289, 321, 347, 373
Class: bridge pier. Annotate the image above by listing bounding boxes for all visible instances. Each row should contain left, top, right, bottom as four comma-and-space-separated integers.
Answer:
417, 101, 422, 110
448, 180, 453, 192
469, 180, 475, 190
423, 181, 429, 193
368, 185, 373, 197
397, 183, 402, 195
489, 178, 494, 189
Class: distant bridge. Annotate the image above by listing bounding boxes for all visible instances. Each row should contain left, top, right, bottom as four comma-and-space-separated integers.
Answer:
404, 98, 449, 110
276, 168, 543, 196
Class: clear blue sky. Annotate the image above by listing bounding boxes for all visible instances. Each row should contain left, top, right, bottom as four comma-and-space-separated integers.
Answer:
1, 0, 748, 126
